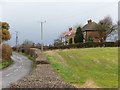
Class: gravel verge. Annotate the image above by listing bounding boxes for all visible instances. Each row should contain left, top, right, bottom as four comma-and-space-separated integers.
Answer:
9, 49, 75, 88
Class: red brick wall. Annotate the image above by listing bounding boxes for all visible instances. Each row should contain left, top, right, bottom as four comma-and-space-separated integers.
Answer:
85, 31, 100, 42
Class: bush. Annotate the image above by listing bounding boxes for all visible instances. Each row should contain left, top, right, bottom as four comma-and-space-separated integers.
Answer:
69, 38, 72, 44
105, 42, 115, 47
2, 44, 12, 61
115, 40, 120, 47
45, 42, 119, 50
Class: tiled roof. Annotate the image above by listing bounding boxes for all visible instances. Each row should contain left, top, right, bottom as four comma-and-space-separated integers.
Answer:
82, 20, 97, 31
63, 28, 76, 36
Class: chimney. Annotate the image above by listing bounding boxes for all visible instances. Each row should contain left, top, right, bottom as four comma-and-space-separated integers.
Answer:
88, 19, 92, 24
69, 27, 72, 31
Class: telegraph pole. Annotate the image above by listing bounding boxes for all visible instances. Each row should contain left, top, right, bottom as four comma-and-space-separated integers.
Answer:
15, 31, 18, 50
39, 21, 46, 57
0, 24, 2, 43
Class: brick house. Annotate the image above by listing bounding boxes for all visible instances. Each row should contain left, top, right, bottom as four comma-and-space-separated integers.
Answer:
82, 19, 100, 42
62, 19, 106, 44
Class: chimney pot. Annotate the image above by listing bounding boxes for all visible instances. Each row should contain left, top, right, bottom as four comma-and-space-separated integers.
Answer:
69, 27, 72, 31
88, 19, 92, 23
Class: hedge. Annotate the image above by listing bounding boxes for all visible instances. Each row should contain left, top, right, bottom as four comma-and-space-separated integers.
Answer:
13, 42, 120, 52
47, 42, 120, 50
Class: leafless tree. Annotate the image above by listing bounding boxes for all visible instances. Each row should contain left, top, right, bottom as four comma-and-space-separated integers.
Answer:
96, 16, 117, 42
22, 40, 34, 54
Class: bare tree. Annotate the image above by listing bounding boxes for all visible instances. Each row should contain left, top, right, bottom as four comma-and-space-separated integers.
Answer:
22, 40, 34, 54
118, 20, 120, 40
54, 38, 63, 46
96, 16, 116, 42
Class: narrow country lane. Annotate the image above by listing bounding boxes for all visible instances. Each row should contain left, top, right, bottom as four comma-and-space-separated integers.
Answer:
0, 52, 32, 88
10, 49, 75, 88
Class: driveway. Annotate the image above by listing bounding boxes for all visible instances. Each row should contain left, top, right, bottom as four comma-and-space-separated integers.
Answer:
0, 52, 32, 88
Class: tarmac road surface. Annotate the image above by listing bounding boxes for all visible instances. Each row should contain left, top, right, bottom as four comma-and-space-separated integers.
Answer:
0, 52, 32, 88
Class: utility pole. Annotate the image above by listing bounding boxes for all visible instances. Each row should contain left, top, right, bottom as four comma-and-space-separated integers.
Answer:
0, 23, 2, 44
39, 21, 46, 57
15, 31, 18, 51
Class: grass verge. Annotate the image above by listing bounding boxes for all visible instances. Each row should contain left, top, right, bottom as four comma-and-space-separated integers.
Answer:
0, 59, 13, 70
19, 52, 36, 68
45, 47, 118, 88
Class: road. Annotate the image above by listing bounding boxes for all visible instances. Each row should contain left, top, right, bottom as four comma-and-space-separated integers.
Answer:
0, 52, 32, 88
9, 49, 74, 88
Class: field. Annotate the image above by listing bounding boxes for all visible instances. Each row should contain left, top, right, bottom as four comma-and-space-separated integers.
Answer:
45, 47, 118, 88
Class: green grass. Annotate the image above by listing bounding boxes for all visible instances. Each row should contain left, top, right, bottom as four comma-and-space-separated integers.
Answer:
0, 59, 13, 70
19, 52, 35, 61
45, 47, 118, 88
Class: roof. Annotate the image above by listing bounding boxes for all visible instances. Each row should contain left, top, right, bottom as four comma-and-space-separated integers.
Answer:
63, 28, 76, 36
82, 20, 98, 31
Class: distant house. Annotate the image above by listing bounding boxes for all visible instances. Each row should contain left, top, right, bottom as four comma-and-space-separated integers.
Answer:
82, 19, 100, 42
62, 27, 76, 45
62, 19, 106, 45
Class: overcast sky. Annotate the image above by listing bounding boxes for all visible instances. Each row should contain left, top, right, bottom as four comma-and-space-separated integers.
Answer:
0, 0, 118, 46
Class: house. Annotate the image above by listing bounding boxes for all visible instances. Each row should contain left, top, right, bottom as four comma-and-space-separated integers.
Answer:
62, 27, 76, 45
82, 19, 100, 42
62, 19, 106, 45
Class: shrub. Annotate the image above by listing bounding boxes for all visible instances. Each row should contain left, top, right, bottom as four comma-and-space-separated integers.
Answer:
45, 42, 119, 50
105, 42, 115, 47
2, 44, 12, 61
69, 38, 72, 44
115, 40, 120, 47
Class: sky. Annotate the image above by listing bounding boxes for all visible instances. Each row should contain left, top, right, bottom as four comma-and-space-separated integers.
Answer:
0, 0, 118, 46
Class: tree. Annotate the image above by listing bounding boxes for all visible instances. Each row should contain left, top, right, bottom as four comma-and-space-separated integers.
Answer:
2, 29, 11, 41
69, 38, 72, 44
0, 22, 11, 43
0, 22, 12, 61
22, 40, 34, 48
54, 38, 63, 46
96, 16, 116, 42
2, 22, 10, 30
22, 40, 34, 54
74, 27, 84, 43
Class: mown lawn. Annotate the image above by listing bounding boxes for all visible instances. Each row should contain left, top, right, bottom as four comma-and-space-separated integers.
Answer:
45, 47, 118, 88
